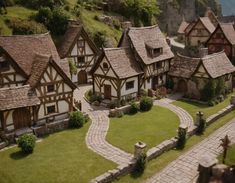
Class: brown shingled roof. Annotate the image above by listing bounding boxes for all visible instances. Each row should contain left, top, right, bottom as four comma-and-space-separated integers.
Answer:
58, 25, 99, 58
27, 53, 50, 88
219, 23, 235, 45
127, 25, 174, 65
202, 52, 235, 78
178, 21, 189, 34
200, 17, 216, 33
0, 33, 69, 76
169, 51, 235, 79
168, 55, 200, 78
104, 48, 143, 79
0, 85, 40, 111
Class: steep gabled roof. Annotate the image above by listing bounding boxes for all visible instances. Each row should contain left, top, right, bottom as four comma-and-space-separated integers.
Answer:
26, 53, 76, 90
169, 51, 235, 79
178, 21, 189, 34
58, 24, 100, 58
0, 33, 70, 77
0, 85, 40, 111
219, 23, 235, 45
187, 17, 215, 36
91, 47, 143, 79
201, 51, 235, 78
126, 25, 174, 65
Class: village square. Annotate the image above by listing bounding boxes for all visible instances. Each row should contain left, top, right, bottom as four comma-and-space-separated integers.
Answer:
0, 0, 235, 183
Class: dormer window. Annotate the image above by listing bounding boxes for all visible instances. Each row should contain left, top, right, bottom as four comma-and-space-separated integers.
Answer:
145, 41, 163, 58
103, 62, 108, 71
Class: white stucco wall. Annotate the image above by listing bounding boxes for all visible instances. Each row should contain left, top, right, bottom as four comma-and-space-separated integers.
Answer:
121, 77, 138, 96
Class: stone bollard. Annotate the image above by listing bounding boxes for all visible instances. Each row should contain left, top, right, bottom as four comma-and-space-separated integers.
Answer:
195, 111, 204, 126
197, 155, 218, 183
212, 164, 228, 179
134, 142, 146, 160
178, 124, 188, 134
230, 95, 235, 105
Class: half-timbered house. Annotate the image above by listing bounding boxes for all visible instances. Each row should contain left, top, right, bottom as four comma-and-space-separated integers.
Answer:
168, 51, 235, 100
0, 33, 76, 133
185, 17, 216, 47
90, 47, 143, 101
206, 23, 235, 62
119, 25, 174, 90
58, 24, 100, 85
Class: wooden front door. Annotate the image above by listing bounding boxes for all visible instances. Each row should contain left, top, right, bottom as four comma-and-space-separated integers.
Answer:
152, 76, 158, 90
13, 108, 31, 130
177, 79, 188, 93
104, 85, 111, 99
78, 70, 87, 85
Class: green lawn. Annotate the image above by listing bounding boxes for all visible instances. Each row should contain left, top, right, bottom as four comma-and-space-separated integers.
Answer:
115, 110, 235, 183
107, 106, 180, 153
173, 92, 235, 120
0, 122, 116, 183
219, 145, 235, 166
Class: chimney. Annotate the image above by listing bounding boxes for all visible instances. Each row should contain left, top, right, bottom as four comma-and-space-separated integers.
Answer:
199, 48, 208, 58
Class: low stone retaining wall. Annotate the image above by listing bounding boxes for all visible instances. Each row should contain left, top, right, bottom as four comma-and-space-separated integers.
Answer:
93, 102, 235, 183
109, 102, 140, 118
32, 119, 69, 137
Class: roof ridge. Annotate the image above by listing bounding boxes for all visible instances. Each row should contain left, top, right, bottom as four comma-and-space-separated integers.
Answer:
104, 47, 130, 51
0, 32, 50, 38
129, 25, 158, 30
0, 85, 30, 91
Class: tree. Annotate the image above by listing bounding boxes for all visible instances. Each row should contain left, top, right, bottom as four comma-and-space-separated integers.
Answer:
215, 77, 225, 96
121, 0, 159, 26
0, 0, 7, 14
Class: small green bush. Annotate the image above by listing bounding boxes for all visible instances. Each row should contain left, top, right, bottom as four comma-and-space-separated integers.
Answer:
69, 111, 86, 128
18, 134, 36, 154
177, 128, 187, 149
134, 153, 147, 173
129, 101, 139, 114
120, 99, 126, 106
140, 96, 153, 112
208, 100, 215, 107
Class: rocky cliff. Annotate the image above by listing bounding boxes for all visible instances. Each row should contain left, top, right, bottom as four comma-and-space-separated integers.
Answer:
157, 0, 221, 35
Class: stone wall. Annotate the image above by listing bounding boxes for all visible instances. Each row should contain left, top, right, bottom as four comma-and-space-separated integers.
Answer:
32, 119, 69, 137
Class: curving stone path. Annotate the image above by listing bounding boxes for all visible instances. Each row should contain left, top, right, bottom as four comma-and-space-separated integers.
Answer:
154, 94, 195, 132
145, 117, 235, 183
74, 86, 133, 165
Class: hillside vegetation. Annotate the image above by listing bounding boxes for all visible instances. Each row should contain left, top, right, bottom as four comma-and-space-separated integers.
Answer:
0, 0, 159, 47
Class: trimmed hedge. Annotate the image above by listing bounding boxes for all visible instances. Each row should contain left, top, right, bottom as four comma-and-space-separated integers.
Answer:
18, 134, 36, 154
69, 111, 86, 128
129, 101, 139, 114
140, 96, 153, 112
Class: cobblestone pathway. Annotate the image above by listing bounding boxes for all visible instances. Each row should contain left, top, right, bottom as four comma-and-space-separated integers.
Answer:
74, 86, 133, 165
145, 118, 235, 183
154, 94, 195, 132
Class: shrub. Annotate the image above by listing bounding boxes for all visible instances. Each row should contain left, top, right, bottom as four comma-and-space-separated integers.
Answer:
177, 128, 187, 149
129, 101, 139, 114
18, 134, 36, 154
120, 99, 126, 106
140, 96, 153, 112
69, 111, 86, 128
134, 153, 147, 173
196, 118, 206, 135
140, 89, 147, 96
215, 77, 225, 96
208, 100, 215, 107
201, 79, 216, 101
109, 100, 119, 109
7, 18, 47, 35
112, 19, 121, 30
90, 94, 102, 103
93, 30, 107, 48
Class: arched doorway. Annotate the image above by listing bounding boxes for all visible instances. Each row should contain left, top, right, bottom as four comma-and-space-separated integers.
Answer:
78, 70, 87, 85
177, 79, 188, 93
13, 108, 31, 130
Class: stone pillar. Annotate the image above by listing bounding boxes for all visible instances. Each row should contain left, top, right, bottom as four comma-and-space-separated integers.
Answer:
195, 111, 204, 126
230, 95, 235, 105
134, 141, 146, 160
178, 124, 188, 134
197, 155, 218, 183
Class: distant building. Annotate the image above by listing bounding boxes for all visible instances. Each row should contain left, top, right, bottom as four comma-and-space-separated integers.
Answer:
206, 23, 235, 62
58, 23, 100, 85
0, 33, 76, 133
91, 25, 174, 101
168, 51, 235, 100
